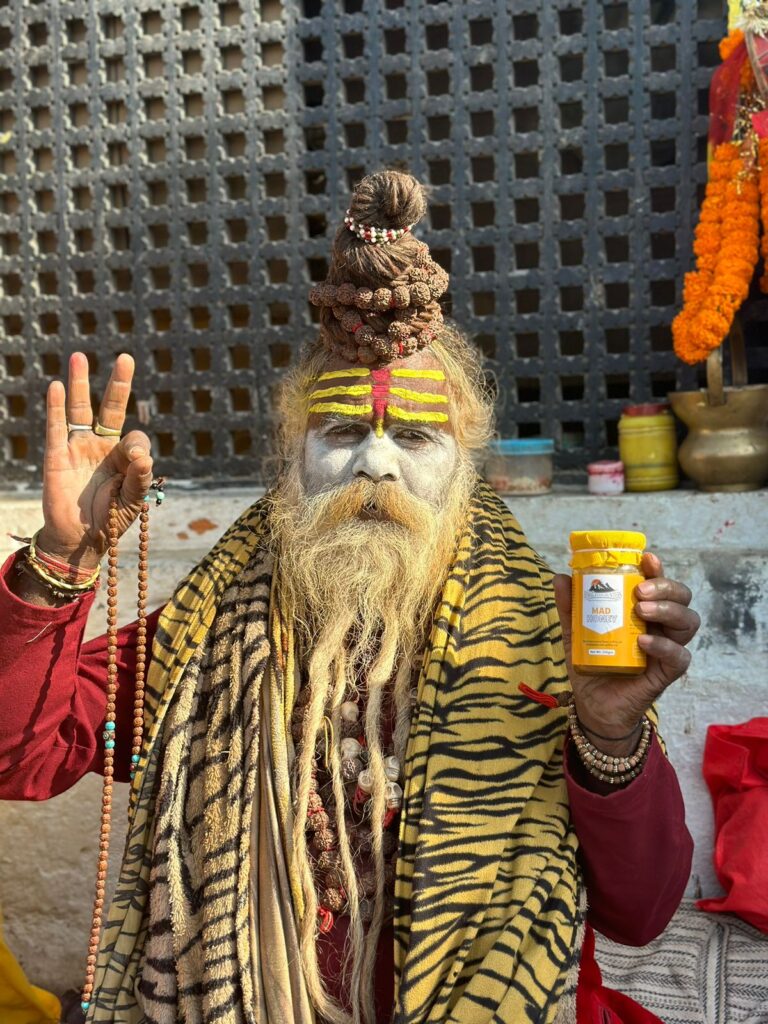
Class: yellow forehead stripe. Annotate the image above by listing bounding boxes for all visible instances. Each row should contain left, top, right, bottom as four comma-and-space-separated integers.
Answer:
309, 366, 450, 430
387, 406, 449, 424
309, 384, 373, 401
308, 402, 373, 416
316, 368, 371, 381
390, 368, 446, 381
388, 386, 448, 405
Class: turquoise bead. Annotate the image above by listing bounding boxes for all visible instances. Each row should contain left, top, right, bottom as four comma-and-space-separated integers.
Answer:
104, 721, 115, 732
81, 1001, 90, 1011
104, 738, 115, 750
131, 754, 140, 763
156, 491, 165, 503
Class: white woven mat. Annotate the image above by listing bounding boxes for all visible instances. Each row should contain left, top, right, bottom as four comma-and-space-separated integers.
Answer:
595, 901, 768, 1024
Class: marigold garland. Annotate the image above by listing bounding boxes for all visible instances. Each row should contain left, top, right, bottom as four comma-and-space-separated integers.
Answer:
672, 22, 768, 367
720, 29, 757, 90
672, 141, 760, 364
720, 28, 744, 61
759, 137, 768, 291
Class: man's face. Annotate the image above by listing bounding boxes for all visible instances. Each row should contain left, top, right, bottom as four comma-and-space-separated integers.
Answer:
301, 350, 459, 506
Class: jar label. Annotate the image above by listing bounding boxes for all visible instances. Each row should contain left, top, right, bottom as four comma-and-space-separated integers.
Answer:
581, 574, 624, 635
572, 569, 646, 674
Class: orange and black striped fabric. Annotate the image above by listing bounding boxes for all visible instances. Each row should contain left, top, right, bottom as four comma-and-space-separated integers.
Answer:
87, 481, 584, 1024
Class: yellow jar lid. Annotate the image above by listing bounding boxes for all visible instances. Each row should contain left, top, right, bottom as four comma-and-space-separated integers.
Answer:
569, 530, 647, 569
569, 530, 647, 551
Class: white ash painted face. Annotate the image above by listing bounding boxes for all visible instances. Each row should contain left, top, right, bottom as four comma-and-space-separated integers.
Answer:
301, 349, 460, 507
302, 418, 459, 507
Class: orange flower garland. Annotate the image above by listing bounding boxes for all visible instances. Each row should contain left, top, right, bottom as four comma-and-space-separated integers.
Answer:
759, 137, 768, 292
671, 18, 768, 367
672, 141, 760, 364
720, 29, 743, 61
720, 29, 756, 91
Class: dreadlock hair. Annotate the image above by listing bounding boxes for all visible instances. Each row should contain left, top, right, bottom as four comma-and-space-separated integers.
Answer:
309, 170, 450, 365
269, 169, 494, 1024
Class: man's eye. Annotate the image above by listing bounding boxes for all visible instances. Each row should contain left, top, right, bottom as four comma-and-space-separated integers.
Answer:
326, 423, 366, 440
395, 429, 432, 444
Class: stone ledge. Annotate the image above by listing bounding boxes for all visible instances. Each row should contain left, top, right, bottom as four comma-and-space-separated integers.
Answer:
1, 486, 765, 560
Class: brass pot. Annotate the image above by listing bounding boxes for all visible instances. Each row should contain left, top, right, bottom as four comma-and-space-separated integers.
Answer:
668, 384, 768, 491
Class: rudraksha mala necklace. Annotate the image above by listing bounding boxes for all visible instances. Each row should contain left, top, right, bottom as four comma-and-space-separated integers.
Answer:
80, 479, 164, 1016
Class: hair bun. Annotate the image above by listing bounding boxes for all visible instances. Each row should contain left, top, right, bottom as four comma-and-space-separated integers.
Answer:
347, 170, 427, 231
315, 168, 444, 364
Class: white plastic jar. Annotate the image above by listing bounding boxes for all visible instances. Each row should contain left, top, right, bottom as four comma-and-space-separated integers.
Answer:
587, 460, 625, 496
485, 439, 554, 495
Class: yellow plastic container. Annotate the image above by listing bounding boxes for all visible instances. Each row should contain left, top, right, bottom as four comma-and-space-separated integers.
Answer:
569, 530, 647, 676
618, 403, 678, 491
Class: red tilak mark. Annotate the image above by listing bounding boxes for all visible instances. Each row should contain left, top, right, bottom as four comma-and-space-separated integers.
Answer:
371, 367, 391, 430
518, 682, 559, 708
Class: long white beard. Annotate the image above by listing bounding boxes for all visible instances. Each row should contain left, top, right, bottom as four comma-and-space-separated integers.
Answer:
268, 461, 474, 669
265, 460, 473, 1024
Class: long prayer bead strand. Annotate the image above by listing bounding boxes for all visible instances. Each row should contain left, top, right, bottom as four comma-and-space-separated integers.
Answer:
81, 496, 149, 1015
292, 689, 404, 933
131, 505, 149, 780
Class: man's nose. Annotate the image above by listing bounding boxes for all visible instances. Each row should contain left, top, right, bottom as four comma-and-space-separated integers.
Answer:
351, 433, 400, 483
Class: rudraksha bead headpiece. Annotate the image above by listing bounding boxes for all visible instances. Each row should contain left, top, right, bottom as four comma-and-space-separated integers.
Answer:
309, 170, 449, 365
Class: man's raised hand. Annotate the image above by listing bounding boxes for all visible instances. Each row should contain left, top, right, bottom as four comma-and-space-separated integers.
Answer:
39, 351, 154, 569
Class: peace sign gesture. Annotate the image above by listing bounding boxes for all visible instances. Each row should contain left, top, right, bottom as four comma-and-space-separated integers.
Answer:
38, 352, 154, 570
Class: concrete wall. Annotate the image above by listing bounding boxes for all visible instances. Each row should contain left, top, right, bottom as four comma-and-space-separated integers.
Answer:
0, 486, 766, 995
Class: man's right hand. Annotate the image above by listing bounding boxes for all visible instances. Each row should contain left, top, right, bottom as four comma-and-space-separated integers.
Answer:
38, 351, 154, 569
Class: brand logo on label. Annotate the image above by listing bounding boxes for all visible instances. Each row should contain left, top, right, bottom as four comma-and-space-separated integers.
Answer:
582, 574, 624, 635
587, 579, 621, 600
589, 579, 614, 592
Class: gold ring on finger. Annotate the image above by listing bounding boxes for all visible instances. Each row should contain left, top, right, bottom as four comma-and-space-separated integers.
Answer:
93, 420, 122, 437
67, 423, 93, 432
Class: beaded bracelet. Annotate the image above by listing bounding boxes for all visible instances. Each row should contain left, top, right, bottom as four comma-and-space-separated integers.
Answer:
567, 700, 652, 786
26, 530, 102, 590
15, 556, 100, 600
30, 532, 100, 581
24, 550, 100, 593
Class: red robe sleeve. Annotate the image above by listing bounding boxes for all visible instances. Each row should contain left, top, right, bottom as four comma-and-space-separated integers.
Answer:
565, 733, 693, 946
0, 545, 692, 955
0, 551, 163, 798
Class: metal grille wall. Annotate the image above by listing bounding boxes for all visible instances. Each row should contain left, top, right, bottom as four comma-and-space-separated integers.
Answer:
0, 0, 725, 484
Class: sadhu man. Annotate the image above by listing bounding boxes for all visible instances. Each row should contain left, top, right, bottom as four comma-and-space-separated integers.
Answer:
0, 171, 698, 1024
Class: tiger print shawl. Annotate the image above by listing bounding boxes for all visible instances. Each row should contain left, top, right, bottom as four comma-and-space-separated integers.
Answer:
87, 481, 583, 1024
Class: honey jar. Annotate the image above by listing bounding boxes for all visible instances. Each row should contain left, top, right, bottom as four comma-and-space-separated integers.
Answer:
569, 530, 647, 676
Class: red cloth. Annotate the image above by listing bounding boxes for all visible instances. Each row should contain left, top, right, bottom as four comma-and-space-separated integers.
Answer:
696, 717, 768, 933
709, 40, 748, 146
0, 551, 692, 1021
